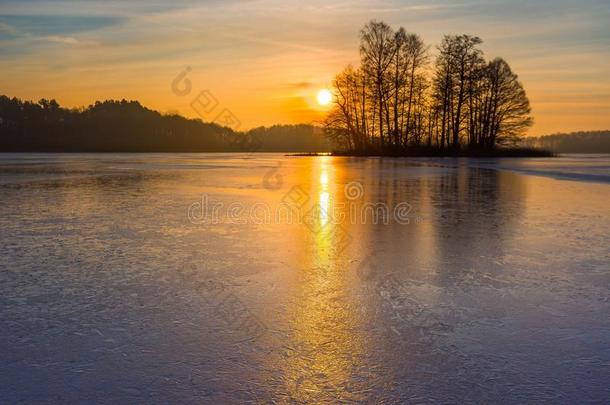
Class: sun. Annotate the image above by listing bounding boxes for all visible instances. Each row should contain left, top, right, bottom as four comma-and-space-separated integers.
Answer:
317, 89, 332, 106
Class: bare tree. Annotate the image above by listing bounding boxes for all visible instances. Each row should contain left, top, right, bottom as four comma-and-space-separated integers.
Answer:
360, 21, 395, 146
481, 58, 532, 146
325, 66, 370, 152
433, 35, 483, 149
403, 33, 428, 145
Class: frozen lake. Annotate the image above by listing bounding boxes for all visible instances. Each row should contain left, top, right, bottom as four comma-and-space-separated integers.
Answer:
1, 153, 609, 403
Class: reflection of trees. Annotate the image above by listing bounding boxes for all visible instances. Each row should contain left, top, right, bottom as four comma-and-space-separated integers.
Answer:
432, 165, 526, 281
352, 161, 526, 280
345, 161, 528, 401
348, 160, 528, 303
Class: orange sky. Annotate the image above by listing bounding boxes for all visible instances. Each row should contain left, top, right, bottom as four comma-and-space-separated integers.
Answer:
1, 0, 609, 135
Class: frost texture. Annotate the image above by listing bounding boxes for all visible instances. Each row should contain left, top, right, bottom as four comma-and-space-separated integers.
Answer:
0, 153, 609, 403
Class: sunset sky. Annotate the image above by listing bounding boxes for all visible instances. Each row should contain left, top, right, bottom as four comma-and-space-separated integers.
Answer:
1, 0, 609, 135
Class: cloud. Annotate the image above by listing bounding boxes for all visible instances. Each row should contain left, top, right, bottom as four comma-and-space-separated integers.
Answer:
0, 14, 124, 37
285, 81, 315, 90
0, 21, 18, 36
39, 35, 85, 45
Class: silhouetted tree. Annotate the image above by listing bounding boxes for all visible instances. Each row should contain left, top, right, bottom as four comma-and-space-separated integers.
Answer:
432, 35, 484, 149
360, 20, 395, 146
480, 58, 532, 146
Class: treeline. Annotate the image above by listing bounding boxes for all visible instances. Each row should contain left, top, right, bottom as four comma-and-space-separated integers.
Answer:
244, 124, 330, 152
522, 131, 610, 153
325, 20, 532, 153
0, 95, 331, 152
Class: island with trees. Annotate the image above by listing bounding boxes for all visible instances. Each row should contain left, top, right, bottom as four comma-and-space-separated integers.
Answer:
324, 20, 549, 156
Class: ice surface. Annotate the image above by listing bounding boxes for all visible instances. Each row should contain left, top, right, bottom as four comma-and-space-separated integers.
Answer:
0, 153, 609, 403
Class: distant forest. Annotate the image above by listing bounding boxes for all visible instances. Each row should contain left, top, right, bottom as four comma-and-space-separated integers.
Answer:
1, 95, 605, 154
325, 20, 532, 153
0, 95, 331, 152
522, 131, 610, 153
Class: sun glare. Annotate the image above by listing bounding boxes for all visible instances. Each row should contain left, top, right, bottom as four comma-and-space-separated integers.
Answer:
317, 89, 332, 106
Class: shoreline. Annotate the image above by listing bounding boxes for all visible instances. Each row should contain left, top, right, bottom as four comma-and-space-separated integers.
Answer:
0, 148, 554, 157
293, 147, 555, 158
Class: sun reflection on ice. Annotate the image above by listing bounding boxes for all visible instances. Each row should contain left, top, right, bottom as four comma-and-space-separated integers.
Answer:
272, 157, 368, 402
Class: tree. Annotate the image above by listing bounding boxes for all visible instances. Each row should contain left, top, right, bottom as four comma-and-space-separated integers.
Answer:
432, 35, 483, 149
360, 20, 395, 146
482, 58, 532, 146
402, 33, 428, 146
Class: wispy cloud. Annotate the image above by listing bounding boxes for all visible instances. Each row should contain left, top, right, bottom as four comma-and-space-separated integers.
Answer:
38, 35, 96, 46
284, 81, 315, 90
